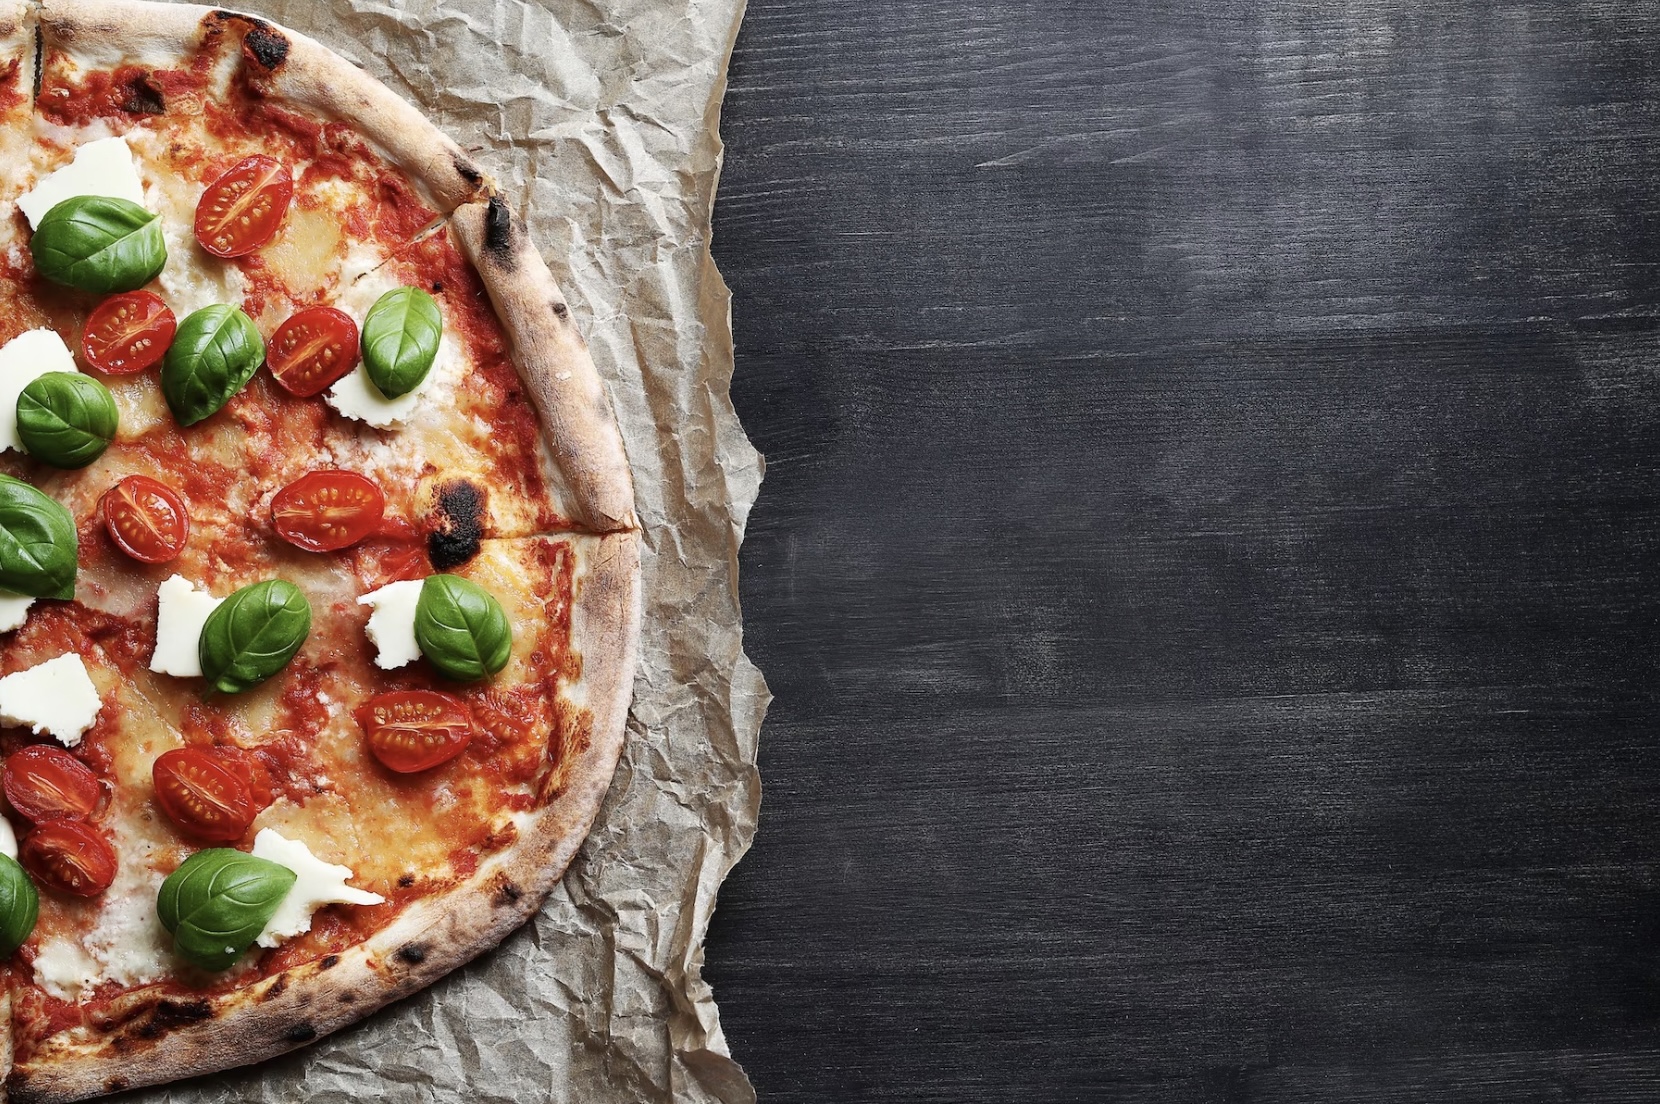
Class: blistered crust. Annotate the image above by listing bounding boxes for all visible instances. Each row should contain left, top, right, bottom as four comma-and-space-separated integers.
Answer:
38, 0, 490, 212
7, 531, 640, 1103
452, 196, 638, 533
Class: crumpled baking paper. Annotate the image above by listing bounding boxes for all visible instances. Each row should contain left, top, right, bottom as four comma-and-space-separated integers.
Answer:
128, 1, 765, 1101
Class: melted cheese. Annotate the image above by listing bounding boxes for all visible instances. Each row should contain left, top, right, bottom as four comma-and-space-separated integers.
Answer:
0, 654, 102, 747
0, 591, 34, 633
17, 135, 147, 228
0, 330, 79, 454
28, 810, 182, 1001
358, 579, 423, 669
251, 829, 383, 947
150, 575, 222, 678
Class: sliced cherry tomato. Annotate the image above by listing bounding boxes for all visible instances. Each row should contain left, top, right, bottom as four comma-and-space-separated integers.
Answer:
357, 690, 475, 773
268, 306, 360, 397
193, 155, 293, 258
151, 748, 257, 843
81, 291, 176, 375
20, 819, 117, 897
271, 470, 386, 553
101, 475, 189, 564
2, 746, 101, 823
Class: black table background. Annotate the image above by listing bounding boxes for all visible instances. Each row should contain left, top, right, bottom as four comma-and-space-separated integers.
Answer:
703, 3, 1660, 1100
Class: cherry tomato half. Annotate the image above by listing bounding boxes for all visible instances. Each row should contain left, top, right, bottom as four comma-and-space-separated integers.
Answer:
357, 690, 475, 773
20, 819, 117, 897
268, 306, 360, 397
271, 470, 386, 553
2, 746, 101, 823
194, 155, 293, 258
151, 748, 258, 843
81, 291, 176, 375
100, 475, 189, 564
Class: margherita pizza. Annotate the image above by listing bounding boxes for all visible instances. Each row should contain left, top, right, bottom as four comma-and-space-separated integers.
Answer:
0, 2, 642, 1100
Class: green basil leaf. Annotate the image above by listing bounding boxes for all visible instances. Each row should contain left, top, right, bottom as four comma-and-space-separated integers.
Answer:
198, 579, 311, 694
413, 574, 512, 681
0, 475, 77, 600
160, 305, 265, 427
16, 373, 119, 469
157, 848, 295, 971
31, 195, 167, 294
361, 286, 442, 399
0, 854, 39, 957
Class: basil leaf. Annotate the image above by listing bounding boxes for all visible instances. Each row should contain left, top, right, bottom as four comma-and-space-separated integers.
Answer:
0, 475, 77, 599
31, 195, 167, 294
0, 854, 39, 957
198, 579, 311, 694
157, 848, 295, 971
17, 373, 119, 469
161, 305, 265, 427
361, 287, 442, 399
414, 574, 512, 681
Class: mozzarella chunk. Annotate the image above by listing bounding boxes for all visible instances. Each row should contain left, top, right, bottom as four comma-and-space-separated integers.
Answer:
0, 329, 78, 454
252, 829, 384, 947
357, 579, 423, 669
0, 817, 14, 859
325, 364, 435, 428
150, 575, 223, 678
17, 135, 147, 228
0, 591, 34, 633
0, 654, 102, 747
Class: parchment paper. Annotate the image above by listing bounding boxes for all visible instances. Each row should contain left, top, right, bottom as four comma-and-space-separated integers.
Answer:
135, 1, 765, 1101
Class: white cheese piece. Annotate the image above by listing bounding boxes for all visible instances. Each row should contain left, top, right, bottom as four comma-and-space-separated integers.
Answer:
0, 592, 34, 634
0, 654, 102, 747
0, 817, 15, 859
17, 135, 147, 228
357, 579, 424, 669
325, 363, 436, 428
0, 329, 78, 455
252, 829, 384, 947
150, 575, 223, 678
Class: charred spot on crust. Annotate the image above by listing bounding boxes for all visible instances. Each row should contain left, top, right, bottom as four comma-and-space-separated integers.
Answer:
551, 301, 570, 321
242, 25, 290, 70
429, 480, 485, 569
453, 156, 483, 186
396, 942, 428, 965
104, 1078, 128, 1093
494, 877, 523, 906
483, 195, 518, 271
261, 975, 290, 1001
340, 991, 358, 1004
121, 72, 165, 114
134, 998, 212, 1039
398, 873, 416, 888
283, 1022, 317, 1043
319, 953, 340, 970
31, 23, 41, 101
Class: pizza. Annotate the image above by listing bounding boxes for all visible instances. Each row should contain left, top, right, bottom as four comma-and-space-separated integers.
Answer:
0, 1, 643, 1100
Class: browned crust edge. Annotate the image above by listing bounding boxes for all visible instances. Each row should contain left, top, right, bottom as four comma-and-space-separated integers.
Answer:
452, 196, 640, 534
37, 0, 491, 212
7, 530, 642, 1104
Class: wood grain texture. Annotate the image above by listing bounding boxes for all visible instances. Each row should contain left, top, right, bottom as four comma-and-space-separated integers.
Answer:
704, 1, 1660, 1100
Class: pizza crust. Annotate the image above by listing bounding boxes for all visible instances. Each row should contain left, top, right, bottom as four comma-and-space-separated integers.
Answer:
39, 0, 491, 213
452, 197, 640, 533
6, 531, 641, 1104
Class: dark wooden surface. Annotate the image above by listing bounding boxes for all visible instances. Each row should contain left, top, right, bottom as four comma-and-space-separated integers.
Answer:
704, 3, 1660, 1100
